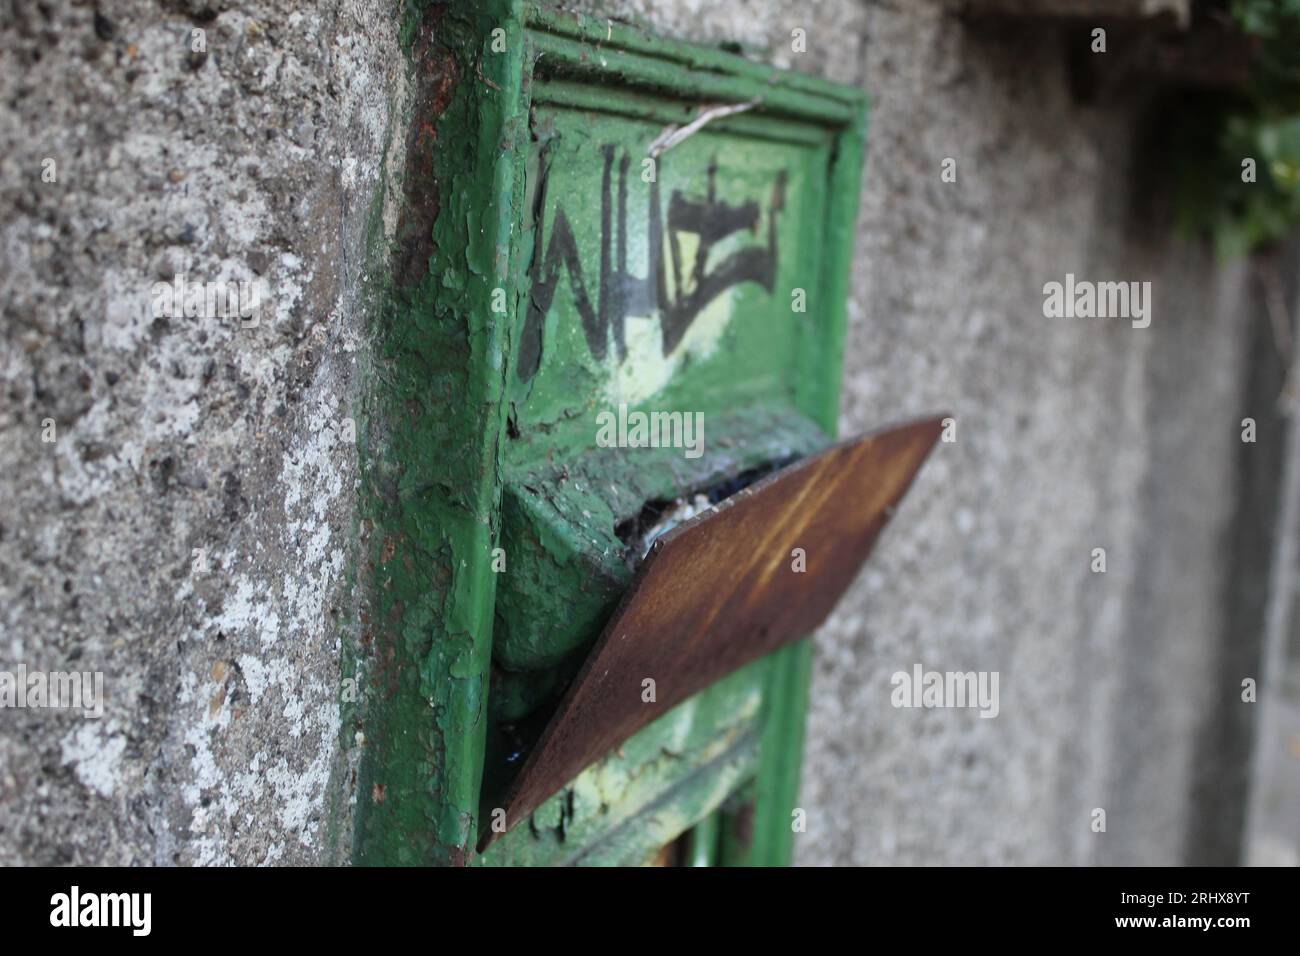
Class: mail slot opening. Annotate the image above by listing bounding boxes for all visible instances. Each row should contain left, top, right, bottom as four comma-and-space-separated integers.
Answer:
480, 406, 830, 838
615, 454, 801, 564
479, 421, 945, 855
481, 449, 809, 815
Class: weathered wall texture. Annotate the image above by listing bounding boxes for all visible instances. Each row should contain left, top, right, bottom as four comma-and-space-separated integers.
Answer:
827, 10, 1266, 867
0, 0, 1274, 865
0, 0, 410, 864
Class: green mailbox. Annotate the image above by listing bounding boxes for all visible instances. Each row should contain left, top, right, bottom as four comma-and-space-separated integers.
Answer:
355, 1, 903, 866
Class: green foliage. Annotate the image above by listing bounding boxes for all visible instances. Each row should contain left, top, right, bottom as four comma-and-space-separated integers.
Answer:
1186, 113, 1300, 258
1232, 0, 1300, 105
1182, 1, 1300, 256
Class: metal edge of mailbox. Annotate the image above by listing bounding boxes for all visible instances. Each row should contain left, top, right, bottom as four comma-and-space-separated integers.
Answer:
352, 1, 531, 867
355, 0, 869, 866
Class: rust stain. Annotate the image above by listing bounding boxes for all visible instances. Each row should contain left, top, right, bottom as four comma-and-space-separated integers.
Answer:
483, 417, 945, 849
207, 685, 226, 720
394, 2, 459, 289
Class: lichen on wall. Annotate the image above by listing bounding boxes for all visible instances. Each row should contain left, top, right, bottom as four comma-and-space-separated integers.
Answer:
0, 0, 412, 865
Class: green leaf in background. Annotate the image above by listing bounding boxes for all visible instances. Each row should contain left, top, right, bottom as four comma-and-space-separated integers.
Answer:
1180, 2, 1300, 256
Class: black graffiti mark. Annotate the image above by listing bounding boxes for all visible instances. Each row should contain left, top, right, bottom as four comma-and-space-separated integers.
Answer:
518, 144, 786, 382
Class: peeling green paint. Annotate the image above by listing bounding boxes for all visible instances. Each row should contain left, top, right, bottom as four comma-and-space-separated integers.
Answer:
353, 0, 868, 866
353, 0, 529, 865
478, 662, 764, 866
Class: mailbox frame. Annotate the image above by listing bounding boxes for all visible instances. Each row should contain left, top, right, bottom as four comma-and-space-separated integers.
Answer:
354, 0, 868, 866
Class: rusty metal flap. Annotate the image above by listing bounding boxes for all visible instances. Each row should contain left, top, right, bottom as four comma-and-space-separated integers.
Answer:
483, 416, 944, 850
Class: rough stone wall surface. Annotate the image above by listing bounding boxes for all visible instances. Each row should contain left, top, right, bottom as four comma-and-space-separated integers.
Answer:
0, 0, 1263, 866
830, 11, 1252, 867
1, 0, 408, 864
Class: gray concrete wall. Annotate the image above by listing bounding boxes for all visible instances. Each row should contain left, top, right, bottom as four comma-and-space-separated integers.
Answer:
0, 0, 1274, 865
0, 0, 406, 864
813, 8, 1252, 867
